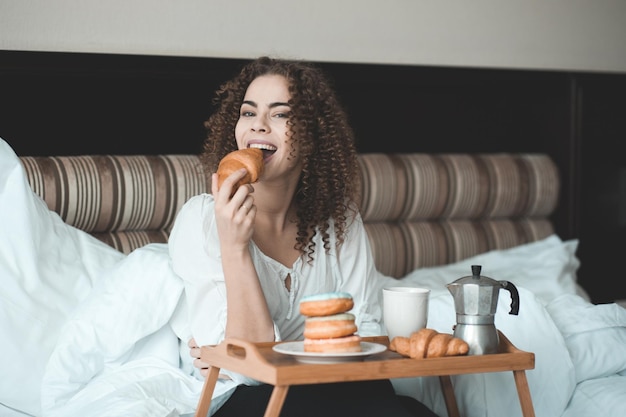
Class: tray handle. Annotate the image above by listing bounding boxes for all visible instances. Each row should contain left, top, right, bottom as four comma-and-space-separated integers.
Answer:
219, 338, 271, 365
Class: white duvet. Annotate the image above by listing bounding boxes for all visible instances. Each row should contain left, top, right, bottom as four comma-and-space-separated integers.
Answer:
1, 137, 625, 417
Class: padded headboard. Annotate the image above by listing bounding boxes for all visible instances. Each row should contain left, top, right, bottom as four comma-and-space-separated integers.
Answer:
20, 152, 558, 278
358, 153, 557, 276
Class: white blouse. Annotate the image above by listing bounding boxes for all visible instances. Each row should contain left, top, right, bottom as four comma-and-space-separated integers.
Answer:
168, 193, 386, 348
167, 193, 388, 414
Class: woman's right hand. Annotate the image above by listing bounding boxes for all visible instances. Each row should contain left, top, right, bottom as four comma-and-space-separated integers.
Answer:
211, 170, 256, 252
211, 170, 275, 343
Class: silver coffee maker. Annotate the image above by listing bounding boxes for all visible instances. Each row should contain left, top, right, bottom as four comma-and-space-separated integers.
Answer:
446, 265, 519, 355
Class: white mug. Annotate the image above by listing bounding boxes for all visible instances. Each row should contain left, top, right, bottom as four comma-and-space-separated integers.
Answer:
382, 286, 430, 341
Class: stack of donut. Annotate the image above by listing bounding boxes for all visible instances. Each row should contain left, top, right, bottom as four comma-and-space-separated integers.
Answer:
299, 292, 362, 353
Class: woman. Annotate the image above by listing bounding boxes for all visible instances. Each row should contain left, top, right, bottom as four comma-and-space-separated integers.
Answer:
168, 56, 437, 417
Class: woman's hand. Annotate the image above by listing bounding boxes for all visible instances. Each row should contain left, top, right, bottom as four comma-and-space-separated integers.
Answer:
188, 337, 210, 378
211, 170, 256, 252
211, 169, 275, 342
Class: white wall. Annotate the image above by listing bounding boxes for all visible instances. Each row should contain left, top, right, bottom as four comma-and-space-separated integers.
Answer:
1, 0, 626, 74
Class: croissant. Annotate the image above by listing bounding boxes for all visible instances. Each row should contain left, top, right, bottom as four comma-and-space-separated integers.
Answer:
389, 328, 469, 358
216, 148, 264, 196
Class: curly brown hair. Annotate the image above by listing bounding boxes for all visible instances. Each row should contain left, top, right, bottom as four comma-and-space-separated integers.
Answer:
200, 56, 360, 263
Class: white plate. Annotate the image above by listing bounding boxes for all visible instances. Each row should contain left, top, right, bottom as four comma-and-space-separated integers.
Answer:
272, 341, 387, 364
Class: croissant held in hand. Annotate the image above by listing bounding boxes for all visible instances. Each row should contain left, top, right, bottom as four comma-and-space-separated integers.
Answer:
216, 148, 264, 196
389, 328, 470, 358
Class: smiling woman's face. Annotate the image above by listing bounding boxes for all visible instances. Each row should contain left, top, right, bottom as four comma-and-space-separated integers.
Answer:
235, 74, 302, 178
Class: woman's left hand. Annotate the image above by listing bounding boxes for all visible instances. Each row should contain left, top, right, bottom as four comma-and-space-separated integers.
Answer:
188, 337, 210, 378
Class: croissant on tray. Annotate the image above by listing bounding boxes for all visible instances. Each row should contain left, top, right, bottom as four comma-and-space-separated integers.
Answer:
389, 328, 470, 358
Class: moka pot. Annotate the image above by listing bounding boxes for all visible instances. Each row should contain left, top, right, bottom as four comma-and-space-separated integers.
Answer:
446, 265, 519, 355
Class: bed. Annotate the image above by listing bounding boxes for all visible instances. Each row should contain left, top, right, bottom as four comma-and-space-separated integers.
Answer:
1, 135, 625, 417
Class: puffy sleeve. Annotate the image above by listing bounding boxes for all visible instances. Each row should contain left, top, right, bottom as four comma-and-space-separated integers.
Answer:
168, 194, 228, 347
334, 212, 390, 337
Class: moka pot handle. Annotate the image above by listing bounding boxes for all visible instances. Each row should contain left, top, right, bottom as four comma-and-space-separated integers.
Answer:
500, 280, 520, 315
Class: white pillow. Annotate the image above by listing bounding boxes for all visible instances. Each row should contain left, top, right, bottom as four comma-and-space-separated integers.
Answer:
400, 234, 582, 305
0, 138, 125, 415
391, 287, 576, 417
560, 375, 626, 417
546, 293, 626, 383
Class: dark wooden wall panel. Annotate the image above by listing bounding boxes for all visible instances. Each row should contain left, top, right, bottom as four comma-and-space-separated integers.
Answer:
576, 74, 626, 303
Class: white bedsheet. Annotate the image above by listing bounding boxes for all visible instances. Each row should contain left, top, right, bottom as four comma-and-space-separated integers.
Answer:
40, 244, 203, 417
2, 137, 625, 417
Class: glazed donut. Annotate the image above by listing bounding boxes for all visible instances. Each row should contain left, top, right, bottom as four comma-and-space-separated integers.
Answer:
299, 292, 354, 317
303, 334, 362, 353
216, 148, 264, 196
303, 313, 358, 339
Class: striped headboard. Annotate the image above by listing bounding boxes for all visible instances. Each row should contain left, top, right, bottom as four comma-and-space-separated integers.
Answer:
20, 154, 207, 252
20, 152, 558, 278
358, 153, 558, 277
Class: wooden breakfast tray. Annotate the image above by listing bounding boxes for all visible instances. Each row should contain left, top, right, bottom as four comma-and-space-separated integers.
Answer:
194, 331, 535, 417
